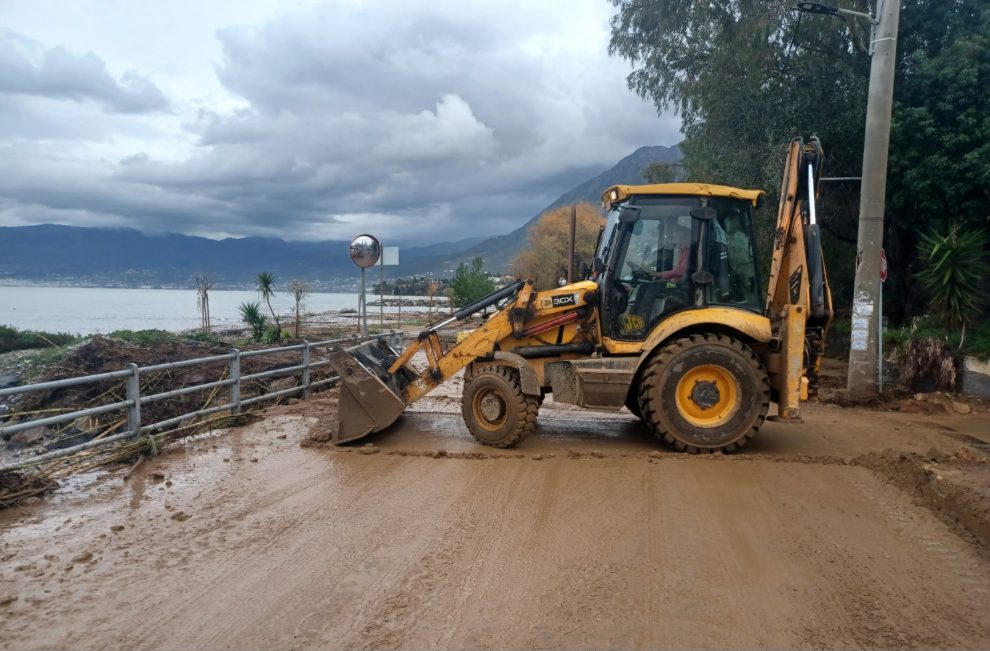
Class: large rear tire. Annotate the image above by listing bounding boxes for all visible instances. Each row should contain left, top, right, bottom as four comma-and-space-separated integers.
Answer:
638, 334, 769, 453
462, 365, 539, 448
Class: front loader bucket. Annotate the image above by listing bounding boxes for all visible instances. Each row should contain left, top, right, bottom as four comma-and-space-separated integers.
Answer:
328, 342, 408, 444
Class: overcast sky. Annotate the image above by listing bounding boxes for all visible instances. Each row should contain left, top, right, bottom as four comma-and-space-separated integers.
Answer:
0, 0, 679, 245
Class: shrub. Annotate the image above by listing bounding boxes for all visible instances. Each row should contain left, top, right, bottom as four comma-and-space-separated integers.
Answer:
0, 325, 80, 353
107, 329, 177, 345
239, 302, 267, 342
915, 225, 989, 338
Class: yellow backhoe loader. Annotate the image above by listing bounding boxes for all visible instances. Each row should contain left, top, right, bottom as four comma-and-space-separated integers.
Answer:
328, 136, 832, 453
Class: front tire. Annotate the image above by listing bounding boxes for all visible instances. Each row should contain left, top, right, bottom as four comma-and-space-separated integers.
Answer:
462, 365, 539, 448
638, 334, 769, 453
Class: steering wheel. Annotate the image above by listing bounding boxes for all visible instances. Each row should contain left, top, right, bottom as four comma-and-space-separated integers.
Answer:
625, 260, 653, 281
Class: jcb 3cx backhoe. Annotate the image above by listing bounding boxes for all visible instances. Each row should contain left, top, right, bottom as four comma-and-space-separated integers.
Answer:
328, 137, 832, 453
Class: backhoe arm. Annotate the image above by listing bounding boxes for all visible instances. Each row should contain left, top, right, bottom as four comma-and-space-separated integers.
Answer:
765, 137, 833, 418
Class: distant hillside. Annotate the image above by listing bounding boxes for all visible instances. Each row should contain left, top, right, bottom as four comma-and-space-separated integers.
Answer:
0, 144, 681, 287
401, 144, 682, 274
0, 225, 480, 290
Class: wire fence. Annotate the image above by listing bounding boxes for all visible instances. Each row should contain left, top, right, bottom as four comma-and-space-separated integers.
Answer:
0, 332, 402, 473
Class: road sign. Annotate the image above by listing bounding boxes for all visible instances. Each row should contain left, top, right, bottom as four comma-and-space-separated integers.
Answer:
880, 249, 888, 283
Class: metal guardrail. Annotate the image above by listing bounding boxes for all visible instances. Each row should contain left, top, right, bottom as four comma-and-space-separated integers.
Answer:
0, 332, 403, 472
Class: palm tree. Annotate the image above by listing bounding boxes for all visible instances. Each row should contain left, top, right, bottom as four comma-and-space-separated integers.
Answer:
256, 272, 280, 339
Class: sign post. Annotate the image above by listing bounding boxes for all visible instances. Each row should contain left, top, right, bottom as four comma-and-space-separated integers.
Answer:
379, 246, 399, 331
348, 234, 382, 335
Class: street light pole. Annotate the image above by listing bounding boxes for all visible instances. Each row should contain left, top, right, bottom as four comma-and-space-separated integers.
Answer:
847, 0, 901, 400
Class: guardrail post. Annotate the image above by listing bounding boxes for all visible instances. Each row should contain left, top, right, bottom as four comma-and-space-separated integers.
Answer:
126, 363, 141, 434
230, 350, 241, 414
302, 341, 312, 399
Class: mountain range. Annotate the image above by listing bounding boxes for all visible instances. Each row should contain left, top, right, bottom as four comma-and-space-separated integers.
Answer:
0, 144, 680, 290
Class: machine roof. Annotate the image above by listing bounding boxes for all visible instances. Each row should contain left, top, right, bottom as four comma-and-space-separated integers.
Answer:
601, 183, 765, 209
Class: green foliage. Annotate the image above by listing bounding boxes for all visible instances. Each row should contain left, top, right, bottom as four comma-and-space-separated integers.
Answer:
103, 328, 223, 347
885, 318, 990, 360
888, 1, 990, 232
449, 257, 496, 308
107, 329, 177, 345
262, 325, 283, 344
607, 0, 989, 325
373, 276, 448, 295
239, 301, 267, 342
0, 325, 79, 354
915, 225, 989, 330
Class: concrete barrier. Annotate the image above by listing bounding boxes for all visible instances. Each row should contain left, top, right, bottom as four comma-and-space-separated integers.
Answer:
960, 356, 990, 398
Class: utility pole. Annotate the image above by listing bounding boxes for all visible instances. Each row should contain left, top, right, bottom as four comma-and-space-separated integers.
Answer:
567, 204, 577, 283
793, 1, 902, 399
846, 0, 901, 399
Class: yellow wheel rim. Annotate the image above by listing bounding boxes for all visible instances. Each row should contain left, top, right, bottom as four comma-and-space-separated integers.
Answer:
674, 364, 741, 428
472, 387, 507, 432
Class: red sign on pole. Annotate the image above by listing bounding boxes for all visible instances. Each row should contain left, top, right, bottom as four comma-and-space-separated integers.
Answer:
880, 249, 888, 283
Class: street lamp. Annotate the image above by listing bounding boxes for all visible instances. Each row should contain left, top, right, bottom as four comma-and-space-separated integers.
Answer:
793, 2, 876, 52
793, 0, 902, 400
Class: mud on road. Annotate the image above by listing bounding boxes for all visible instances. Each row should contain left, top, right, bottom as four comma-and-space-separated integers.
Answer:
2, 392, 990, 650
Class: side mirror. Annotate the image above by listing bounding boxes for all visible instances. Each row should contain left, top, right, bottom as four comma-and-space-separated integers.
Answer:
617, 205, 641, 224
580, 261, 591, 278
689, 206, 717, 221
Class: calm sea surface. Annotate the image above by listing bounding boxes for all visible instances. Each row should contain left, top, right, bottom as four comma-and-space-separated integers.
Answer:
0, 285, 395, 335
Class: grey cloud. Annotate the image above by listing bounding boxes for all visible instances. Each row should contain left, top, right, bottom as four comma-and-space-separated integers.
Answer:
0, 2, 679, 245
0, 31, 169, 113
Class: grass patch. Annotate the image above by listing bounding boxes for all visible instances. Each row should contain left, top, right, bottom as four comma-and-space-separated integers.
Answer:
107, 329, 224, 347
0, 324, 80, 354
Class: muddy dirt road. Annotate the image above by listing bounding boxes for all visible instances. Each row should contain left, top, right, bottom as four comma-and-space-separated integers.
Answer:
2, 396, 990, 650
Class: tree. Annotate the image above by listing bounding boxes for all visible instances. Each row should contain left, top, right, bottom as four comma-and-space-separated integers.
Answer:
256, 271, 280, 338
289, 280, 309, 338
885, 1, 990, 322
608, 0, 988, 324
643, 162, 678, 184
511, 203, 606, 290
426, 280, 443, 319
196, 276, 212, 333
609, 0, 870, 307
450, 257, 496, 308
239, 302, 267, 342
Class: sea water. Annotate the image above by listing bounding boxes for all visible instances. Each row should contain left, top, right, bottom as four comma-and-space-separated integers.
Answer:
0, 285, 409, 335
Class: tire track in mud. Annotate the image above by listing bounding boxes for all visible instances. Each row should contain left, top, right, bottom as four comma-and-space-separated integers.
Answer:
843, 472, 990, 646
118, 454, 443, 650
652, 462, 751, 647
638, 462, 665, 650
330, 463, 532, 649
434, 460, 562, 649
7, 424, 990, 651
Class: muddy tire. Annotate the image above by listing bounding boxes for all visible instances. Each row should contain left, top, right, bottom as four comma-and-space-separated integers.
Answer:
624, 392, 643, 420
462, 365, 539, 448
638, 334, 769, 453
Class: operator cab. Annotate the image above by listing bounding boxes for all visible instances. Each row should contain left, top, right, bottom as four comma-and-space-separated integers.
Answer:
596, 184, 764, 341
